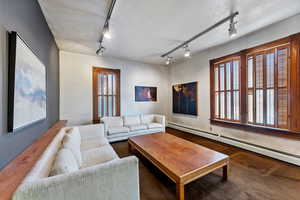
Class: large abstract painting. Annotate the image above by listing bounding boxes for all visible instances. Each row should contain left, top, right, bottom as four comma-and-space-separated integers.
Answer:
173, 82, 197, 115
8, 32, 46, 132
135, 86, 157, 102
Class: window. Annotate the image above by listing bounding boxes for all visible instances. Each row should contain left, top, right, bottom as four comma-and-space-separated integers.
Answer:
213, 58, 240, 121
93, 67, 120, 123
247, 45, 289, 129
210, 33, 300, 138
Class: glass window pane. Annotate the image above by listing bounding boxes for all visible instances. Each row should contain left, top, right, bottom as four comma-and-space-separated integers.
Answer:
98, 96, 102, 117
214, 67, 219, 91
256, 90, 264, 124
98, 74, 102, 94
248, 57, 253, 88
266, 53, 275, 88
113, 75, 116, 95
108, 74, 113, 95
233, 61, 239, 90
113, 96, 117, 116
215, 92, 219, 117
103, 74, 107, 95
220, 64, 225, 91
108, 96, 113, 116
220, 92, 225, 119
278, 49, 288, 87
226, 62, 231, 90
248, 90, 253, 123
266, 89, 275, 125
256, 55, 264, 88
233, 91, 239, 120
226, 91, 231, 119
103, 96, 107, 117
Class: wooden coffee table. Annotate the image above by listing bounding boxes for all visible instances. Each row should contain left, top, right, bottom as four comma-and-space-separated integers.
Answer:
128, 133, 229, 200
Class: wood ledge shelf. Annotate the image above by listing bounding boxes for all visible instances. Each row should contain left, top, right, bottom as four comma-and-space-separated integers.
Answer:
0, 120, 67, 200
210, 119, 300, 140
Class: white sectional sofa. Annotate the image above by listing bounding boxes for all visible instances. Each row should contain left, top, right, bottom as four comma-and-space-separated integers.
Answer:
13, 124, 139, 200
101, 114, 165, 142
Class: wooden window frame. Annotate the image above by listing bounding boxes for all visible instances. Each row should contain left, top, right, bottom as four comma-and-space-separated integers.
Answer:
93, 67, 120, 123
212, 56, 241, 122
210, 33, 300, 139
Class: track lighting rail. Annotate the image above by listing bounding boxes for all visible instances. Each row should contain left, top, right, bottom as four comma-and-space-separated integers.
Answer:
161, 11, 239, 58
98, 0, 117, 45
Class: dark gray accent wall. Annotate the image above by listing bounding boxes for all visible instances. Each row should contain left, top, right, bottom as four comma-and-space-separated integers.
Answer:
0, 0, 59, 169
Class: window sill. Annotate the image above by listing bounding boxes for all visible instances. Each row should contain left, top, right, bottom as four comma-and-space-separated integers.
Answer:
210, 119, 300, 140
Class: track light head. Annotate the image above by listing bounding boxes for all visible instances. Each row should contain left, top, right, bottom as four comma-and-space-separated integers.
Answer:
166, 56, 172, 65
229, 17, 237, 38
96, 44, 105, 56
184, 45, 191, 58
103, 24, 111, 39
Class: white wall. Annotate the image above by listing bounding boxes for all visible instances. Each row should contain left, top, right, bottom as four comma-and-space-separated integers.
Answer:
168, 14, 300, 157
60, 51, 168, 125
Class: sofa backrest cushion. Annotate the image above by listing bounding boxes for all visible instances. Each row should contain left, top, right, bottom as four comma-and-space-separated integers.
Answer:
22, 128, 67, 183
141, 114, 154, 124
50, 148, 79, 176
63, 129, 82, 166
102, 117, 124, 128
123, 115, 141, 126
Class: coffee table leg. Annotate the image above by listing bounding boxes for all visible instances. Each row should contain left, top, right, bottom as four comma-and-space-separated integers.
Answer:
222, 165, 228, 181
176, 183, 184, 200
128, 142, 132, 153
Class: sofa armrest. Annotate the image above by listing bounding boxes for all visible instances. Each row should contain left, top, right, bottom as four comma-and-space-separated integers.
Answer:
154, 115, 166, 131
13, 156, 140, 200
77, 124, 105, 140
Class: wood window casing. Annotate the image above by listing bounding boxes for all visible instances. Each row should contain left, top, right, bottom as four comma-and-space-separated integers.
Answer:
210, 33, 300, 139
93, 67, 120, 123
213, 56, 241, 122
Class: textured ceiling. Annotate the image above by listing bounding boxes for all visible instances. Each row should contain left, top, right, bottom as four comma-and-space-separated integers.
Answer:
38, 0, 300, 64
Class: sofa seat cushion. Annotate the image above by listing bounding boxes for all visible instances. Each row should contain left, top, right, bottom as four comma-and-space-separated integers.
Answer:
127, 124, 147, 131
81, 145, 119, 168
147, 123, 163, 129
108, 126, 129, 135
123, 115, 141, 126
50, 148, 79, 176
81, 136, 109, 151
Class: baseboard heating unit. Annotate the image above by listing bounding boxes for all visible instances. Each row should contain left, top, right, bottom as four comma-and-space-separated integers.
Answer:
167, 122, 300, 166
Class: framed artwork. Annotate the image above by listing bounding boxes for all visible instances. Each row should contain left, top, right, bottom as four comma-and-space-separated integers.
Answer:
7, 32, 47, 132
135, 86, 157, 102
172, 82, 197, 115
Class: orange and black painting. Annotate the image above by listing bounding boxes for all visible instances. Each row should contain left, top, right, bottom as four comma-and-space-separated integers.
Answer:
173, 82, 197, 115
135, 86, 157, 102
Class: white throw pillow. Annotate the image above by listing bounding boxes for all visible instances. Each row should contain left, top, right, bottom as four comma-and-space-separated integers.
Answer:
63, 129, 82, 166
50, 148, 79, 176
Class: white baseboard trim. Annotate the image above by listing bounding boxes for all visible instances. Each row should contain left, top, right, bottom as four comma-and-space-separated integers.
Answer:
167, 122, 300, 166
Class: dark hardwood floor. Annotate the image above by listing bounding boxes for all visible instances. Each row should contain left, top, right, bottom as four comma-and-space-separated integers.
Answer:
111, 128, 300, 200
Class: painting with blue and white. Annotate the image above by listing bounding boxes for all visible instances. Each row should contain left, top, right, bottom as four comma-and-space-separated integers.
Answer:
13, 36, 46, 130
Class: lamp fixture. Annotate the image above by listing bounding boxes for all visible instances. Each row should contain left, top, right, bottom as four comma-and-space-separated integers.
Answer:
161, 11, 239, 63
165, 56, 172, 65
183, 45, 191, 58
96, 44, 105, 56
103, 24, 111, 39
229, 17, 237, 38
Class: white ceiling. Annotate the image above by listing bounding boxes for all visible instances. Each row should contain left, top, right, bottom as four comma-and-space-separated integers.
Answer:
38, 0, 300, 65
